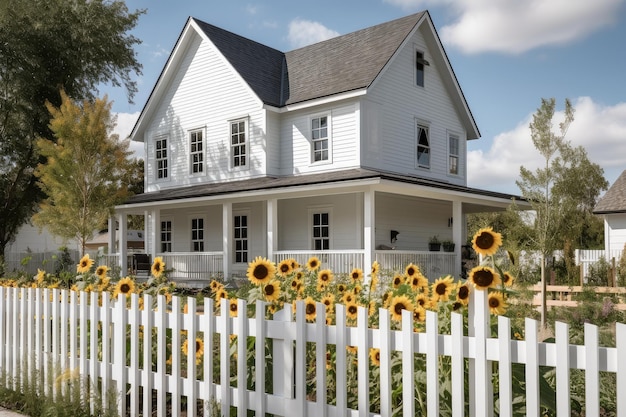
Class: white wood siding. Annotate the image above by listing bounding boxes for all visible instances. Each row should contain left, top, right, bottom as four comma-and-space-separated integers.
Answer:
144, 35, 266, 192
364, 26, 467, 186
279, 102, 360, 175
266, 110, 281, 175
607, 214, 626, 252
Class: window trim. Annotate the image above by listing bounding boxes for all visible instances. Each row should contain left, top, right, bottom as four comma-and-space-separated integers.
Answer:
308, 207, 332, 250
416, 121, 431, 169
154, 135, 170, 181
190, 216, 205, 252
310, 113, 332, 165
448, 132, 460, 176
160, 220, 172, 253
233, 211, 250, 264
189, 127, 205, 176
415, 49, 427, 88
229, 118, 249, 170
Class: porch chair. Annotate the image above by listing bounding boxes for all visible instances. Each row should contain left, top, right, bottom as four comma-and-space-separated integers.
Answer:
132, 253, 151, 278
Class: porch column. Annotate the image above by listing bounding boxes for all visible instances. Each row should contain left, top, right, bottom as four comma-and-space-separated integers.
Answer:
452, 200, 463, 278
107, 216, 116, 254
223, 202, 232, 280
364, 189, 375, 283
149, 209, 160, 259
267, 199, 277, 261
118, 212, 128, 275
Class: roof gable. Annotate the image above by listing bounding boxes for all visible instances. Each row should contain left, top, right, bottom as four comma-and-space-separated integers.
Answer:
595, 170, 626, 214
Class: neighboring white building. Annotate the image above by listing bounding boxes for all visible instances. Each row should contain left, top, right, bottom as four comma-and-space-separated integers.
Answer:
6, 222, 80, 254
112, 11, 525, 283
595, 169, 626, 253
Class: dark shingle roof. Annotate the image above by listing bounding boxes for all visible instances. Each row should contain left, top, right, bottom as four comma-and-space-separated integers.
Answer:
193, 12, 425, 107
594, 170, 626, 214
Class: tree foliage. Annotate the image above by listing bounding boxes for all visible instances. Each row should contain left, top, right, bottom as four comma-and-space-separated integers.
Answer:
0, 0, 143, 265
33, 91, 135, 255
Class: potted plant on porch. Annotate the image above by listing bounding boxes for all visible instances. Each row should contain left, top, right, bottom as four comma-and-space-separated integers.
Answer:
428, 235, 441, 251
442, 239, 455, 252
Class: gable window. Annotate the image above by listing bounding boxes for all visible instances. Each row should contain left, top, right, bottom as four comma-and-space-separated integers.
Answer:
231, 120, 247, 168
190, 129, 204, 174
160, 220, 172, 252
191, 218, 204, 252
416, 124, 430, 168
449, 134, 459, 175
311, 115, 329, 162
312, 212, 330, 250
234, 214, 248, 263
415, 50, 428, 87
155, 137, 168, 179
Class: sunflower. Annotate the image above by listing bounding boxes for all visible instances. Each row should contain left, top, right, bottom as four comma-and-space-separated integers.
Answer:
410, 273, 429, 292
431, 275, 455, 303
77, 254, 94, 274
229, 298, 239, 317
346, 345, 357, 355
469, 266, 501, 290
488, 291, 508, 315
336, 283, 347, 293
321, 293, 335, 311
247, 256, 276, 286
392, 274, 404, 288
346, 301, 359, 320
415, 293, 429, 309
382, 291, 393, 308
151, 257, 166, 278
349, 268, 364, 283
369, 273, 379, 292
471, 227, 502, 257
289, 258, 300, 270
369, 348, 381, 366
304, 296, 317, 321
389, 295, 414, 322
368, 300, 377, 316
277, 259, 293, 277
317, 269, 333, 287
306, 256, 321, 272
405, 263, 420, 278
215, 288, 228, 307
263, 280, 281, 302
413, 306, 426, 323
289, 277, 301, 291
36, 269, 46, 285
502, 272, 515, 287
371, 260, 380, 276
97, 276, 111, 292
95, 265, 109, 279
456, 282, 471, 306
113, 277, 136, 299
342, 293, 354, 305
182, 338, 204, 365
209, 279, 222, 293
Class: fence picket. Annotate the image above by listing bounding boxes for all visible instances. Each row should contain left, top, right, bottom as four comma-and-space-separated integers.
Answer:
235, 298, 248, 417
171, 296, 181, 416
497, 316, 513, 417
129, 293, 141, 417
378, 308, 392, 417
525, 317, 540, 417
451, 312, 465, 417
555, 321, 571, 415
401, 309, 415, 417
617, 323, 626, 416
254, 301, 267, 416
294, 300, 307, 416
357, 305, 369, 417
334, 304, 347, 417
219, 300, 231, 417
315, 302, 328, 417
142, 294, 154, 417
185, 296, 198, 417
155, 295, 167, 417
585, 322, 600, 417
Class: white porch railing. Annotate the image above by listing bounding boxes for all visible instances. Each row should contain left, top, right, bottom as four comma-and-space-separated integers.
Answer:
273, 250, 365, 273
575, 249, 624, 280
375, 250, 457, 280
158, 252, 223, 284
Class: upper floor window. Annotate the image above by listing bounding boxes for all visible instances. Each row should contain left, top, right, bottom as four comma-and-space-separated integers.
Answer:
312, 211, 330, 250
311, 115, 329, 162
231, 120, 247, 168
415, 50, 429, 87
234, 214, 248, 263
160, 220, 172, 252
449, 134, 459, 175
191, 218, 204, 252
416, 124, 430, 168
155, 137, 168, 179
190, 130, 204, 174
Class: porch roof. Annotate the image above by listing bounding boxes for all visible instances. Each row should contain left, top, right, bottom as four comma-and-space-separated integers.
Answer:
122, 168, 525, 208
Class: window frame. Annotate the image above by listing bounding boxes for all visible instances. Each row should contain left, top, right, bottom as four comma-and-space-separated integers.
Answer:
160, 220, 172, 253
448, 132, 460, 176
310, 113, 331, 164
309, 207, 332, 250
190, 217, 205, 252
155, 135, 169, 181
415, 49, 426, 88
189, 128, 205, 175
233, 211, 250, 264
416, 121, 431, 169
230, 118, 248, 170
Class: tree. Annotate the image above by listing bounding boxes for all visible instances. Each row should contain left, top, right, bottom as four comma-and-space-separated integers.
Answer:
516, 98, 608, 327
33, 91, 134, 255
0, 0, 143, 270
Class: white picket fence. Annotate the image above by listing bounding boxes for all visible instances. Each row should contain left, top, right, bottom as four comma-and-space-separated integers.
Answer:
1, 286, 626, 417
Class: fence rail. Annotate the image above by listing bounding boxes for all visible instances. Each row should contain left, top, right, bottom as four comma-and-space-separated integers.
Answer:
1, 286, 625, 416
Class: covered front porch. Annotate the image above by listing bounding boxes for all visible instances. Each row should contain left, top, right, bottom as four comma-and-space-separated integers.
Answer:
111, 170, 517, 286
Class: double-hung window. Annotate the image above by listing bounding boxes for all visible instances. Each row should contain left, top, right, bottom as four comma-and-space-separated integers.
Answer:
312, 212, 330, 250
190, 130, 204, 174
191, 218, 204, 252
311, 115, 329, 162
231, 120, 247, 168
416, 123, 430, 168
234, 215, 248, 263
160, 221, 172, 252
155, 137, 168, 179
449, 134, 459, 175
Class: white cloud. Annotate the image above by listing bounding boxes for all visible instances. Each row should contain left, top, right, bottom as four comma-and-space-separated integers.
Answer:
468, 97, 626, 193
112, 112, 144, 159
384, 0, 623, 54
287, 19, 340, 49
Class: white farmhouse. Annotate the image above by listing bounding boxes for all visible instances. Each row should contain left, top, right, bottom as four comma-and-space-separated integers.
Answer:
111, 11, 522, 284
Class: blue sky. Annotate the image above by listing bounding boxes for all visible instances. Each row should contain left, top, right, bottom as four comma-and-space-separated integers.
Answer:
104, 0, 626, 195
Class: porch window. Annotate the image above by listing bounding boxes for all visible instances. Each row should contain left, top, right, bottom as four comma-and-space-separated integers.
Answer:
234, 215, 248, 263
311, 115, 329, 162
416, 124, 430, 168
312, 212, 330, 250
231, 120, 247, 168
191, 218, 204, 252
190, 129, 204, 174
449, 134, 459, 175
155, 137, 168, 179
160, 221, 172, 252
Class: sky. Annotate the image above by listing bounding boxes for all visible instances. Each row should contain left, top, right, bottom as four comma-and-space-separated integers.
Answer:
104, 0, 626, 196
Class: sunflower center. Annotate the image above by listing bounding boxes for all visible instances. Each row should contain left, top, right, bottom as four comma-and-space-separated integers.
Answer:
394, 302, 406, 315
458, 286, 469, 299
121, 284, 131, 293
407, 267, 416, 276
310, 260, 318, 268
265, 285, 275, 296
195, 341, 202, 352
489, 298, 500, 308
306, 303, 316, 315
435, 283, 447, 295
412, 278, 419, 286
321, 274, 329, 281
475, 232, 495, 250
473, 269, 494, 287
280, 264, 289, 273
155, 264, 161, 272
230, 304, 237, 312
348, 305, 357, 315
253, 265, 269, 279
352, 272, 359, 280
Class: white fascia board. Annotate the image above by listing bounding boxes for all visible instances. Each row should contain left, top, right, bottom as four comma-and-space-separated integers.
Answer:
264, 89, 367, 113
